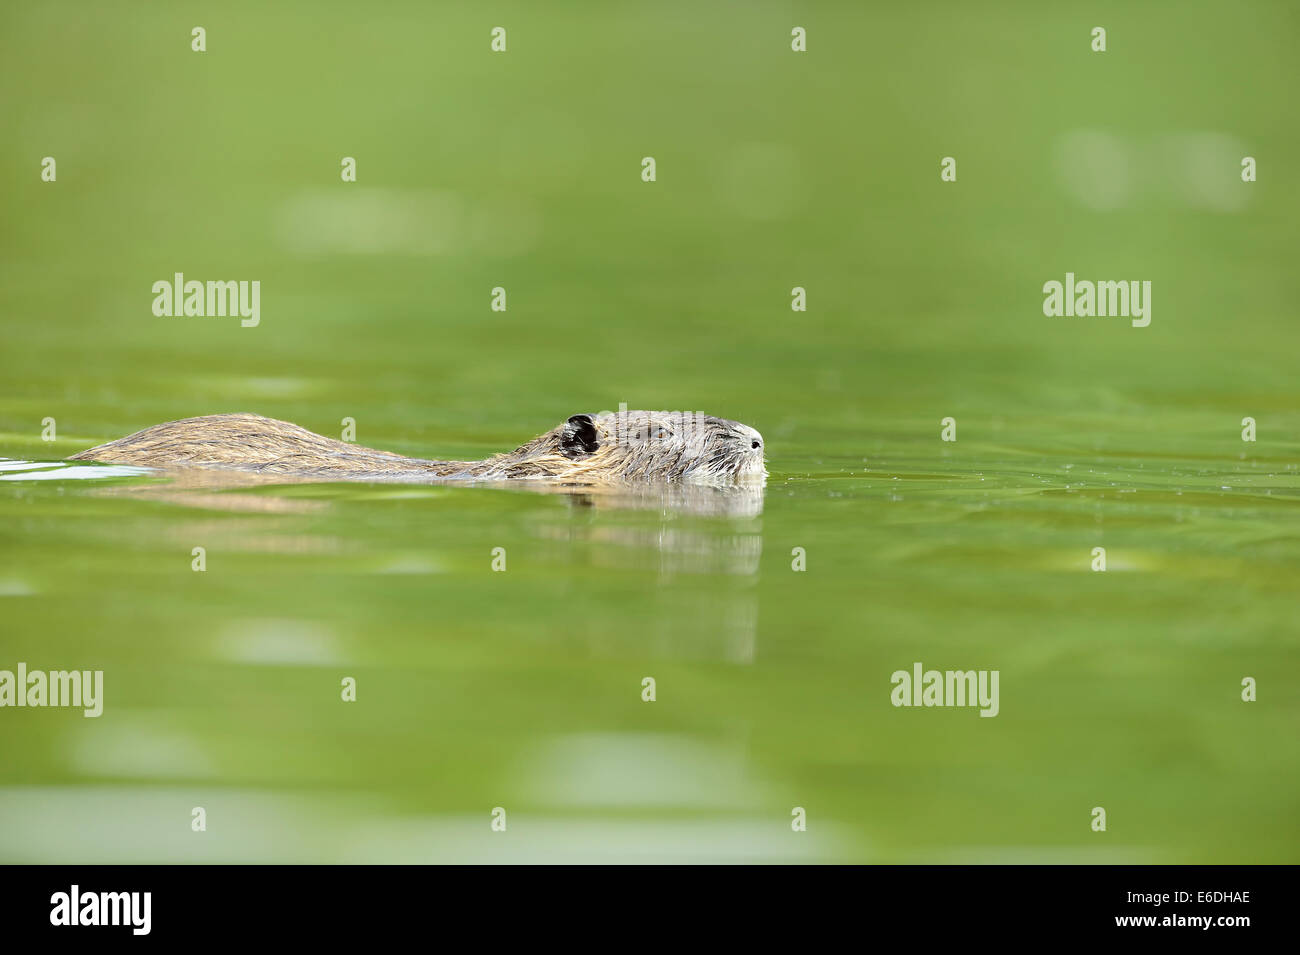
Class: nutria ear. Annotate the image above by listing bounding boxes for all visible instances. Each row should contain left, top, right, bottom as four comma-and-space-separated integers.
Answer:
560, 414, 599, 458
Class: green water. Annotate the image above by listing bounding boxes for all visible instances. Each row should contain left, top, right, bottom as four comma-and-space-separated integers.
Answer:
1, 1, 1298, 862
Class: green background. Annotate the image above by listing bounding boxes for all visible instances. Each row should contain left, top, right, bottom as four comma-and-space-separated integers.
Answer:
1, 1, 1296, 861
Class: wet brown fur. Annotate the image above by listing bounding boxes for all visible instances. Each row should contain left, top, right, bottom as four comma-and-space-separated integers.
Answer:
70, 411, 767, 485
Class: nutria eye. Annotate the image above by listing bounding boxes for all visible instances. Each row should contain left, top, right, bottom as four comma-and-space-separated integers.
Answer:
751, 440, 761, 449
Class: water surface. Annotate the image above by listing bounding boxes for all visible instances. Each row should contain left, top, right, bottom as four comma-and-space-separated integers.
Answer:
1, 0, 1298, 862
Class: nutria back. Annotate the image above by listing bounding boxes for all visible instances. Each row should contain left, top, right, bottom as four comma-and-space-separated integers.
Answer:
71, 414, 460, 479
70, 411, 767, 485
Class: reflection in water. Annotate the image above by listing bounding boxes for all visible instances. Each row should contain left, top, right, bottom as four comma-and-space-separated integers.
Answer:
537, 515, 763, 663
541, 523, 764, 575
1, 459, 765, 518
534, 480, 765, 519
523, 484, 765, 662
0, 458, 323, 514
0, 458, 152, 481
6, 458, 766, 663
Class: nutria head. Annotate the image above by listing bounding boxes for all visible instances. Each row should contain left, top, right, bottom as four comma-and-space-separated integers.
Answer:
481, 410, 767, 485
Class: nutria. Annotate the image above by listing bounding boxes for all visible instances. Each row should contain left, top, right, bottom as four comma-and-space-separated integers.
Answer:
70, 411, 767, 484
